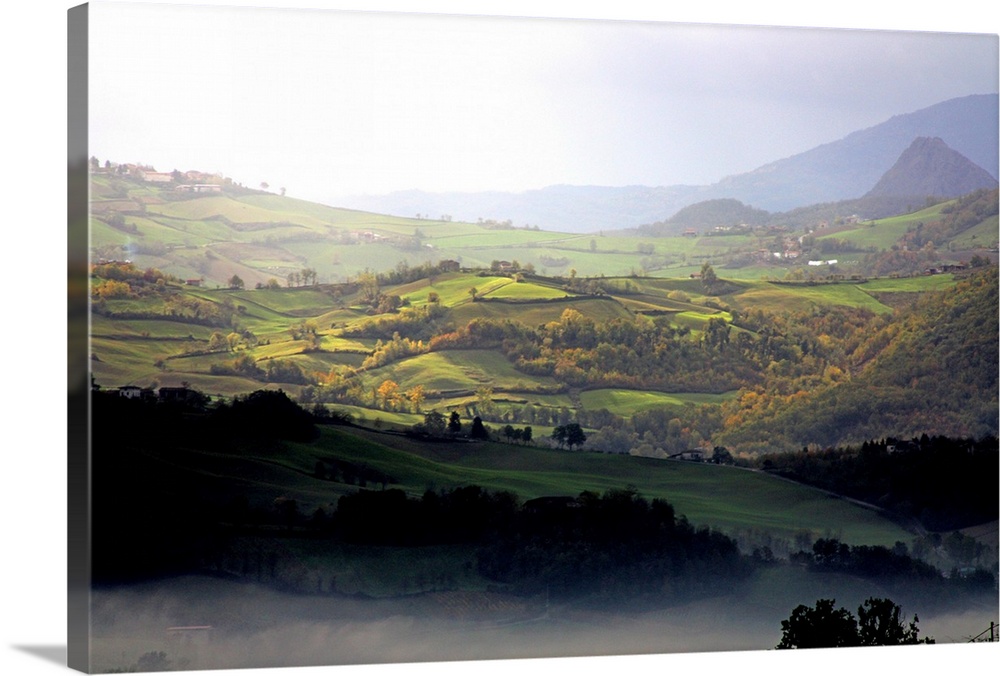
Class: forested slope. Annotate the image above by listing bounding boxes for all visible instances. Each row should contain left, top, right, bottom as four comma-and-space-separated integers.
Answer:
717, 270, 998, 450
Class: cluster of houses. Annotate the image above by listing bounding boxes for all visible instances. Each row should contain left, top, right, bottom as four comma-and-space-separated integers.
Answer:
353, 231, 384, 243
924, 263, 968, 275
669, 450, 705, 462
139, 168, 224, 194
92, 160, 225, 193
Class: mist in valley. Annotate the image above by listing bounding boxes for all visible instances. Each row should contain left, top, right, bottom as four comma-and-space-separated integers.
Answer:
89, 574, 996, 673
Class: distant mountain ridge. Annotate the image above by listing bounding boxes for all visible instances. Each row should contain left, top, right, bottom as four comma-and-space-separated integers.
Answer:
336, 94, 998, 232
863, 136, 999, 199
642, 135, 999, 236
706, 94, 999, 211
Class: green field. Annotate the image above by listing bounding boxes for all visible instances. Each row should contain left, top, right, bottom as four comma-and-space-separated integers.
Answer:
818, 202, 951, 250
579, 389, 739, 417
360, 349, 560, 395
484, 280, 572, 300
729, 281, 894, 314
452, 295, 633, 326
88, 253, 965, 418
118, 411, 918, 551
949, 214, 1000, 249
184, 424, 916, 549
861, 275, 958, 293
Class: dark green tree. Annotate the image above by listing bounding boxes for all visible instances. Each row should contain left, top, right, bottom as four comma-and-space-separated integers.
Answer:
568, 423, 587, 450
776, 598, 860, 649
555, 422, 586, 450
711, 446, 733, 464
425, 411, 446, 435
700, 262, 718, 288
470, 416, 488, 439
704, 316, 731, 349
857, 597, 930, 646
448, 411, 462, 435
777, 597, 932, 649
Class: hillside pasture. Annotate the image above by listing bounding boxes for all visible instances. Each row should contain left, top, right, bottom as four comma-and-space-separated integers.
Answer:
819, 203, 948, 250
320, 427, 915, 548
90, 335, 204, 387
358, 349, 561, 396
281, 240, 441, 281
226, 287, 337, 316
388, 273, 513, 307
949, 214, 1000, 249
452, 296, 633, 326
134, 215, 246, 245
728, 281, 893, 314
579, 389, 739, 417
282, 350, 368, 372
860, 275, 958, 293
90, 315, 215, 341
239, 194, 437, 231
481, 280, 573, 300
145, 195, 330, 231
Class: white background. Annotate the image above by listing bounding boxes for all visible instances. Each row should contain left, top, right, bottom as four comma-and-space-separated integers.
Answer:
1, 1, 997, 675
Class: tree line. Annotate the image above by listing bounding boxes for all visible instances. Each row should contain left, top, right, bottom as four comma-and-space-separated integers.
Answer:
755, 435, 999, 532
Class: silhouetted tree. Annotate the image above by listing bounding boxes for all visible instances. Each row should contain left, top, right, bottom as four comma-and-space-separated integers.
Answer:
711, 446, 733, 464
857, 597, 930, 646
470, 416, 488, 439
420, 411, 446, 436
777, 597, 931, 649
564, 423, 587, 450
776, 598, 859, 649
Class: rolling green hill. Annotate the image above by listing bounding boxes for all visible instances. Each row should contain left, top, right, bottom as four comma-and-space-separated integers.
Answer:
95, 392, 915, 555
88, 165, 997, 478
90, 251, 995, 460
90, 168, 998, 290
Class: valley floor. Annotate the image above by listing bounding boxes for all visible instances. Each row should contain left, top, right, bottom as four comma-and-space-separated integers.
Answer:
88, 567, 997, 672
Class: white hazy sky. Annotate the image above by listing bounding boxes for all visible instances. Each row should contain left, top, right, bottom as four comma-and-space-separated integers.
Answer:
88, 0, 999, 204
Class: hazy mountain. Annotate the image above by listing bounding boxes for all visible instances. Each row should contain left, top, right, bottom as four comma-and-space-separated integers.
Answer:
636, 198, 772, 236
336, 94, 998, 232
863, 136, 999, 200
661, 136, 999, 235
703, 94, 998, 211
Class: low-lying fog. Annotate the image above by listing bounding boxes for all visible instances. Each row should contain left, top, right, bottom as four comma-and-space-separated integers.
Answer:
89, 575, 997, 672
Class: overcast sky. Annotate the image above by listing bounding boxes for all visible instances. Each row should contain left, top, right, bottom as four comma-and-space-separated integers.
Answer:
88, 1, 998, 204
